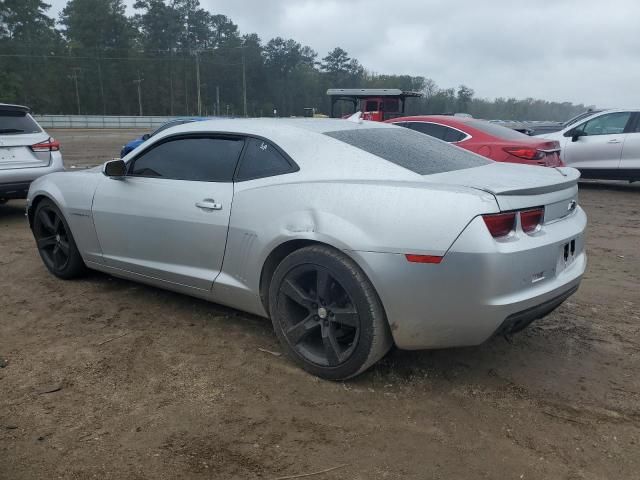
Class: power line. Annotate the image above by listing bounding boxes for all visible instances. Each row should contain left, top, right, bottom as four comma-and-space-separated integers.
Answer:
0, 53, 243, 65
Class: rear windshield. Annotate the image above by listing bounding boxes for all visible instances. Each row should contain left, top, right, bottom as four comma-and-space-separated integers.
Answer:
324, 127, 490, 175
464, 119, 529, 140
0, 111, 42, 135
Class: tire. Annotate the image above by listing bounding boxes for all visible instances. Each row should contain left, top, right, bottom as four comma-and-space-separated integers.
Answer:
32, 199, 86, 279
268, 245, 392, 380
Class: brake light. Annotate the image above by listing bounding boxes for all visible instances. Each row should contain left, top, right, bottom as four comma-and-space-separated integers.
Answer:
482, 212, 516, 238
520, 208, 544, 234
503, 147, 543, 160
405, 254, 443, 264
30, 137, 60, 152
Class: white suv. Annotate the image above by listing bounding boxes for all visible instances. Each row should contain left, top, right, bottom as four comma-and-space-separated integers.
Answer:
537, 108, 640, 181
0, 104, 64, 202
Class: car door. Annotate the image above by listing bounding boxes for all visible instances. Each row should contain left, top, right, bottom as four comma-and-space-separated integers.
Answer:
562, 111, 632, 170
92, 134, 245, 291
619, 113, 640, 172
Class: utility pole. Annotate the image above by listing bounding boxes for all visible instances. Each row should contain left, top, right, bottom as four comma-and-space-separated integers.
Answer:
67, 67, 81, 115
97, 58, 106, 115
133, 71, 144, 116
216, 86, 220, 117
195, 50, 202, 117
241, 45, 248, 117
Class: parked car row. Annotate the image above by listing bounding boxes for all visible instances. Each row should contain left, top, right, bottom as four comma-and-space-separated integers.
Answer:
385, 110, 640, 181
5, 100, 635, 378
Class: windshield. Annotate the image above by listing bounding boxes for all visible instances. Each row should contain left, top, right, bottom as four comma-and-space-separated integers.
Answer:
325, 127, 490, 175
0, 112, 42, 135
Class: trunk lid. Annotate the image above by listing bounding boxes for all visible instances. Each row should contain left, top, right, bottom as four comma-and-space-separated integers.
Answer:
0, 132, 51, 170
425, 163, 580, 220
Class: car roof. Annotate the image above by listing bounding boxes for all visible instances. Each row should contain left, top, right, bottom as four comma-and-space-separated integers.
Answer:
161, 117, 395, 137
391, 115, 477, 125
129, 117, 415, 183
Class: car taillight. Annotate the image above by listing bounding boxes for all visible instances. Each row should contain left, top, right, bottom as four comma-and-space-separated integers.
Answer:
520, 208, 544, 234
503, 147, 543, 160
482, 212, 517, 238
483, 208, 545, 238
30, 137, 60, 152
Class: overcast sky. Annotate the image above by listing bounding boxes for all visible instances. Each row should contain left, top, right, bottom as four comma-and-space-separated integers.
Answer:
47, 0, 640, 108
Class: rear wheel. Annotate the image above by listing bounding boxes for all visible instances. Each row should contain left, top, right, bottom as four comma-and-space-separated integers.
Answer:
32, 199, 86, 279
269, 245, 392, 380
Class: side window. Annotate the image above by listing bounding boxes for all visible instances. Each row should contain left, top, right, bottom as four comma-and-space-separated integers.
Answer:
383, 98, 400, 113
442, 126, 467, 143
364, 100, 379, 112
235, 137, 296, 181
129, 136, 244, 182
580, 112, 631, 136
407, 122, 448, 140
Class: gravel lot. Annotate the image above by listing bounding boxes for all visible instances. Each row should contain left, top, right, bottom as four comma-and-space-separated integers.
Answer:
1, 129, 639, 479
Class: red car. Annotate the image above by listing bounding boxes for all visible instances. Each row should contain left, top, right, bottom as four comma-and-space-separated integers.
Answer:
386, 115, 563, 167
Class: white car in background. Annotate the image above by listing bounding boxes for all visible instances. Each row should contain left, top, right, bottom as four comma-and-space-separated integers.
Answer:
537, 108, 640, 181
0, 104, 64, 203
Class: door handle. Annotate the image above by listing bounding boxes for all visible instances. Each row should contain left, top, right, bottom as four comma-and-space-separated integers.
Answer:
607, 139, 621, 144
195, 199, 222, 210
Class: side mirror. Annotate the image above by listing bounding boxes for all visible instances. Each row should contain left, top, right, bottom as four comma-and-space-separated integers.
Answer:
103, 159, 127, 178
565, 128, 583, 142
142, 133, 151, 141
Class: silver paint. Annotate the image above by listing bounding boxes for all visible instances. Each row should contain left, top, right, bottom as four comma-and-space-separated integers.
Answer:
27, 118, 587, 350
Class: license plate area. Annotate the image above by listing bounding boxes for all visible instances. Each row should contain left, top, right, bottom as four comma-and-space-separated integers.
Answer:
0, 147, 18, 162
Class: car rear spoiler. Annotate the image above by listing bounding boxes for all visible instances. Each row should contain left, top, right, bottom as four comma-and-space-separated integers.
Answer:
0, 104, 31, 114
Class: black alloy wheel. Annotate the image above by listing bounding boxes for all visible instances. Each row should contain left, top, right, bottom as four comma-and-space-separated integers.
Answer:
269, 245, 392, 380
32, 199, 86, 279
278, 264, 360, 367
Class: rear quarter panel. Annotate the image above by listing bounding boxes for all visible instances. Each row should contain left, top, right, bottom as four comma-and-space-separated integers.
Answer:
215, 177, 498, 316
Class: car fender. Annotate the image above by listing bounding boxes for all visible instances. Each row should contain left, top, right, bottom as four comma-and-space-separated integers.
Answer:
28, 170, 104, 264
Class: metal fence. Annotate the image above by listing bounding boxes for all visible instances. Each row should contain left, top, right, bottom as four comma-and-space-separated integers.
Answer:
34, 115, 181, 129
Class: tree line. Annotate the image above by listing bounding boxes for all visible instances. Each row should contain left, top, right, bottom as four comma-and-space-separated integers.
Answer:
0, 0, 593, 120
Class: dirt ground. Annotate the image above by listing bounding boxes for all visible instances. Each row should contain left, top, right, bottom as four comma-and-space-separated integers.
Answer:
1, 129, 639, 479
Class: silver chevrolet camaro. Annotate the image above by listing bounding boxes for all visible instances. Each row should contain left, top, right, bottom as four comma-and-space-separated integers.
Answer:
26, 118, 587, 379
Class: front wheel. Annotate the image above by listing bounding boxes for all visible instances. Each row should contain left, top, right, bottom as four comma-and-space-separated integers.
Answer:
269, 245, 392, 380
32, 199, 86, 279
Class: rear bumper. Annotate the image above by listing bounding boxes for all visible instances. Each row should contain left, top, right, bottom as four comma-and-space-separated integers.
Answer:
494, 284, 579, 336
349, 206, 587, 350
0, 152, 64, 199
0, 181, 33, 199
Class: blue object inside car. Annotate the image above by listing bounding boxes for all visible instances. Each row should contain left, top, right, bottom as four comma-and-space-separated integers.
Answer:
120, 118, 207, 158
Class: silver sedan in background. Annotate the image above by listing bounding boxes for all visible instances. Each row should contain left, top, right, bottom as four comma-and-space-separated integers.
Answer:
0, 103, 64, 202
26, 119, 586, 379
